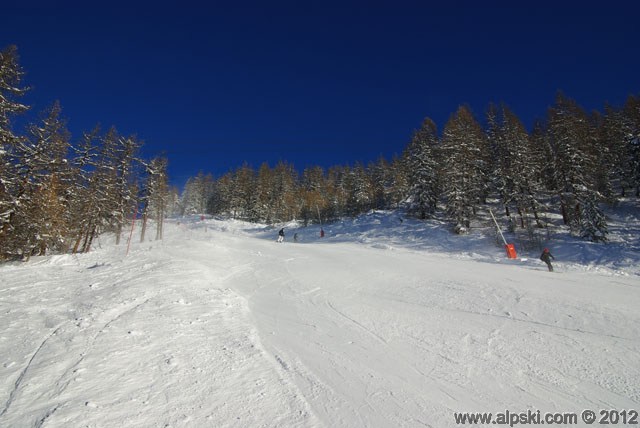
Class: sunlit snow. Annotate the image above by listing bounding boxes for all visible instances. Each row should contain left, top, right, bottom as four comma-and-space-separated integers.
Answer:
1, 207, 638, 427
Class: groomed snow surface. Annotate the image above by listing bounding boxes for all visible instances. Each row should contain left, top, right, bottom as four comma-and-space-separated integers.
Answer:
1, 205, 639, 427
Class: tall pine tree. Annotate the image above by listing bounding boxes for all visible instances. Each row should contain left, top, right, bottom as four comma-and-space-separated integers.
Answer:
441, 105, 489, 233
405, 117, 440, 219
487, 104, 543, 226
547, 93, 608, 241
0, 46, 29, 259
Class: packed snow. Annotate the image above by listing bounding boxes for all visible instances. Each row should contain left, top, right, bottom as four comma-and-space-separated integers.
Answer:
1, 206, 639, 427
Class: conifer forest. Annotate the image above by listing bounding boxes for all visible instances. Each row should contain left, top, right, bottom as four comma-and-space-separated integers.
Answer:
1, 45, 639, 260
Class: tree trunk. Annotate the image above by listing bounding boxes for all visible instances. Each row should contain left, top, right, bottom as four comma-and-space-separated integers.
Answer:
140, 213, 148, 242
156, 209, 164, 240
84, 226, 97, 252
115, 223, 122, 245
72, 234, 83, 254
560, 201, 569, 225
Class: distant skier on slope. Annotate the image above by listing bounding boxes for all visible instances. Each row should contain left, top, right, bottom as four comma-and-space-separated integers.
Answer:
277, 228, 285, 243
540, 248, 555, 272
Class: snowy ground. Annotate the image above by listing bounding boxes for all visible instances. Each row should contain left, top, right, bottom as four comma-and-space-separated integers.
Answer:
1, 207, 639, 427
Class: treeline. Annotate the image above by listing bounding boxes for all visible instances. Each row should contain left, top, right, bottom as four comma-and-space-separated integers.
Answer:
180, 159, 408, 224
0, 46, 176, 261
3, 43, 638, 261
181, 94, 639, 243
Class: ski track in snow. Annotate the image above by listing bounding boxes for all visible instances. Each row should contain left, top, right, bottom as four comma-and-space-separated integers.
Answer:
0, 214, 639, 427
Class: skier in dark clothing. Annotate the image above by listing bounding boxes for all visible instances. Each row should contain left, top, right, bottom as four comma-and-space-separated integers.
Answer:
277, 228, 285, 243
540, 248, 555, 272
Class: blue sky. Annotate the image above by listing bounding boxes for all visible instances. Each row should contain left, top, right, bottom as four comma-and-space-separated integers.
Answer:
3, 1, 639, 187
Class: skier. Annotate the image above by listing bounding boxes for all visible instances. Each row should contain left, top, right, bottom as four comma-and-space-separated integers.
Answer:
540, 248, 555, 272
320, 228, 325, 238
294, 233, 298, 243
277, 228, 285, 243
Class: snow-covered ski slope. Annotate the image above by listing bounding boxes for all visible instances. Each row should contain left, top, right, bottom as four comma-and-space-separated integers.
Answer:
1, 209, 639, 427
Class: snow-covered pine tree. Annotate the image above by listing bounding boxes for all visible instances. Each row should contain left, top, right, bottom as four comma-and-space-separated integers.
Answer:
75, 127, 120, 251
367, 157, 392, 210
580, 197, 608, 242
113, 133, 142, 245
141, 156, 169, 241
255, 163, 274, 223
529, 120, 557, 194
230, 163, 256, 220
326, 165, 349, 219
300, 165, 327, 225
207, 173, 233, 216
587, 110, 617, 202
387, 155, 409, 210
487, 104, 543, 227
85, 128, 141, 246
153, 159, 169, 240
69, 126, 100, 253
600, 104, 628, 197
181, 172, 214, 216
0, 46, 29, 259
139, 159, 151, 243
547, 93, 608, 241
344, 162, 373, 217
405, 117, 440, 219
622, 95, 640, 196
487, 104, 514, 217
166, 186, 181, 217
180, 177, 196, 215
271, 161, 298, 222
18, 102, 72, 256
441, 105, 489, 233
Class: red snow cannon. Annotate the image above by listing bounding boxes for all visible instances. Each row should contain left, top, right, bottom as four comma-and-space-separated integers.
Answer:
505, 244, 517, 259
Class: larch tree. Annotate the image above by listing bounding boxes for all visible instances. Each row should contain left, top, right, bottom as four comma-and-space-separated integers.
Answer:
0, 45, 29, 259
272, 161, 298, 222
69, 126, 100, 253
326, 165, 349, 219
300, 165, 327, 225
254, 163, 274, 223
231, 163, 256, 220
387, 155, 410, 210
88, 128, 141, 246
140, 156, 169, 241
113, 133, 142, 245
76, 127, 120, 253
153, 158, 169, 240
19, 102, 72, 256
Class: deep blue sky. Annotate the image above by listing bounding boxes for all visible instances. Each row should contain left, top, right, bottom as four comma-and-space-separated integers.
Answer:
3, 1, 639, 187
